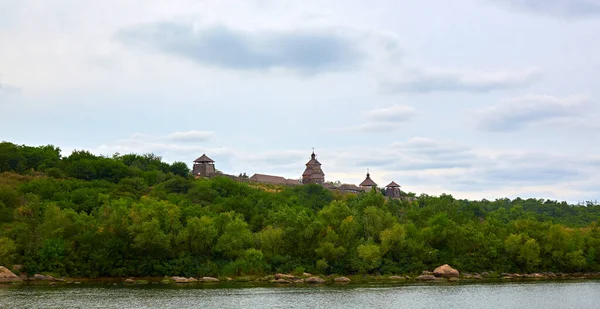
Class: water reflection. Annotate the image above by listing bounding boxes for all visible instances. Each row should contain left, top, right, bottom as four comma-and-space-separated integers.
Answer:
0, 281, 598, 309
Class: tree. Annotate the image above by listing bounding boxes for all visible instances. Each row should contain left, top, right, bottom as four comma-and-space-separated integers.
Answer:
170, 162, 190, 177
0, 237, 17, 267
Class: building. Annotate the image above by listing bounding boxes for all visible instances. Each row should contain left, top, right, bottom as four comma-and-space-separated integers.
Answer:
385, 181, 401, 198
359, 170, 378, 189
249, 174, 301, 186
192, 154, 215, 177
302, 150, 325, 185
191, 151, 405, 199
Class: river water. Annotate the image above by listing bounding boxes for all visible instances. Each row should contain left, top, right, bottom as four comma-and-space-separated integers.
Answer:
1, 281, 598, 309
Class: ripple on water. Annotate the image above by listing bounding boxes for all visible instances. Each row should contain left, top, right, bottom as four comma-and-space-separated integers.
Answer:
0, 281, 599, 309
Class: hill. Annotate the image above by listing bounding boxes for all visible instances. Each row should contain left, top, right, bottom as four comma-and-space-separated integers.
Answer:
1, 141, 600, 278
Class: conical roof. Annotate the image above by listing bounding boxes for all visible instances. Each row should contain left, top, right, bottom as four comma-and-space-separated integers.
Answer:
359, 172, 377, 187
386, 181, 401, 188
194, 154, 214, 163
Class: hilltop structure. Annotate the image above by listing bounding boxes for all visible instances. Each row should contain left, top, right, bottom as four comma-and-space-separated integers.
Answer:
302, 150, 325, 185
192, 154, 215, 177
385, 181, 402, 198
191, 149, 404, 199
359, 170, 377, 189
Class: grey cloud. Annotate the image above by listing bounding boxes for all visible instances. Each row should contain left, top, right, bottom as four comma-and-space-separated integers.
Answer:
494, 0, 600, 18
478, 94, 589, 131
354, 137, 477, 171
116, 22, 363, 73
333, 105, 416, 133
391, 137, 475, 161
0, 83, 21, 96
381, 68, 541, 94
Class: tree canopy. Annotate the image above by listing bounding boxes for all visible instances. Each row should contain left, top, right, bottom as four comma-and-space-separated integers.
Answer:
1, 141, 599, 278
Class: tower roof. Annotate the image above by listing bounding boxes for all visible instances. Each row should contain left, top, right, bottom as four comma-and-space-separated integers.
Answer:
386, 181, 401, 188
359, 171, 377, 187
194, 154, 214, 163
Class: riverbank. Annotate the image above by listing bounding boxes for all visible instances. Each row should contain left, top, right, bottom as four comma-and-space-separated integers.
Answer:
3, 272, 600, 287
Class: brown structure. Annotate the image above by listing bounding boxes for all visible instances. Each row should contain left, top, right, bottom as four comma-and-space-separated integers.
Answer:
192, 154, 216, 177
385, 181, 401, 198
302, 150, 325, 185
359, 170, 377, 189
339, 183, 363, 193
250, 174, 300, 186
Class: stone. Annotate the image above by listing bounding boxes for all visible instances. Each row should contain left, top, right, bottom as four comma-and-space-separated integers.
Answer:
0, 266, 21, 283
124, 278, 135, 284
433, 264, 459, 278
172, 276, 190, 283
473, 274, 483, 280
275, 273, 297, 280
305, 276, 325, 284
481, 272, 490, 277
416, 275, 437, 281
448, 277, 459, 282
201, 277, 219, 282
270, 279, 290, 283
422, 271, 434, 276
32, 274, 56, 281
188, 277, 198, 282
334, 277, 351, 283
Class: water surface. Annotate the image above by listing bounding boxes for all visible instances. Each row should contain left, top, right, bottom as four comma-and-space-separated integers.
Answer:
1, 281, 598, 309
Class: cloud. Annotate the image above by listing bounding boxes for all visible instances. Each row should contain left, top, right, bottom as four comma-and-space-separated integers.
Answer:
0, 82, 21, 96
380, 67, 541, 94
116, 21, 363, 73
86, 132, 599, 202
366, 105, 416, 122
332, 105, 417, 133
163, 130, 214, 143
493, 0, 600, 18
477, 94, 590, 131
346, 137, 478, 171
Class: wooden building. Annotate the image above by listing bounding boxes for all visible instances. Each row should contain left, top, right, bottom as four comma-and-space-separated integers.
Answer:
359, 170, 378, 189
385, 181, 401, 198
192, 154, 215, 177
302, 150, 325, 185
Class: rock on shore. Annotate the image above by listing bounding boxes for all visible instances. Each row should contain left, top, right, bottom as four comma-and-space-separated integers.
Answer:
433, 264, 459, 278
0, 266, 21, 283
305, 276, 325, 284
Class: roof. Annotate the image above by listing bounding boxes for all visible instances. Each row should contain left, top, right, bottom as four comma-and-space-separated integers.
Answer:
250, 173, 289, 185
194, 154, 214, 163
285, 178, 301, 185
386, 181, 401, 188
339, 184, 361, 191
359, 173, 378, 187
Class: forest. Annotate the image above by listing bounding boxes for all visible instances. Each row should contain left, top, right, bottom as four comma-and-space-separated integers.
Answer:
1, 141, 600, 278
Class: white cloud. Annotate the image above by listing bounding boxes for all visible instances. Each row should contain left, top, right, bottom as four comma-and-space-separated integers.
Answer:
380, 67, 541, 94
493, 0, 600, 18
163, 130, 215, 142
477, 94, 590, 131
366, 105, 416, 122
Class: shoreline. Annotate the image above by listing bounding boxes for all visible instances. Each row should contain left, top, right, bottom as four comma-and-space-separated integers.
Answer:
3, 272, 600, 286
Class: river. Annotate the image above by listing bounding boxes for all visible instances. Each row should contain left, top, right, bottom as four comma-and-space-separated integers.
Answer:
1, 281, 598, 309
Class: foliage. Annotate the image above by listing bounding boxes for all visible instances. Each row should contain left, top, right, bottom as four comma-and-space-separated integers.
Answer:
1, 141, 600, 277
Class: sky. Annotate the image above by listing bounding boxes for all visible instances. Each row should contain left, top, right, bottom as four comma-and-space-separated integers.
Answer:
1, 0, 599, 203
